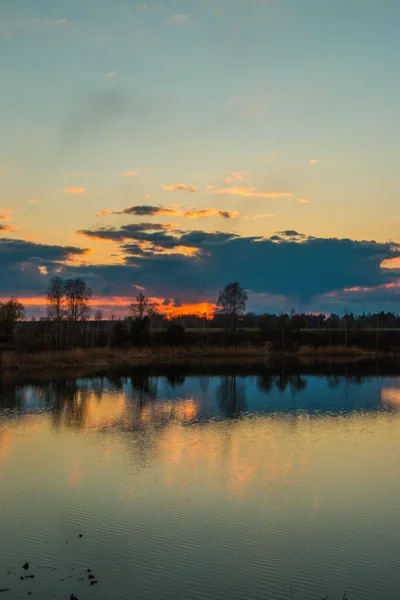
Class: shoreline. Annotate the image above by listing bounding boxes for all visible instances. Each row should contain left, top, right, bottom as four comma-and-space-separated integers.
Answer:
1, 345, 399, 380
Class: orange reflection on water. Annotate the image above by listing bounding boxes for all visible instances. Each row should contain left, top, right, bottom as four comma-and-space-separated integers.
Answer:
0, 428, 12, 466
139, 398, 199, 426
381, 387, 400, 408
84, 392, 126, 429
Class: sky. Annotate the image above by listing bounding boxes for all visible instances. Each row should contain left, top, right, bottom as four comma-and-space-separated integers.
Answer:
1, 0, 400, 316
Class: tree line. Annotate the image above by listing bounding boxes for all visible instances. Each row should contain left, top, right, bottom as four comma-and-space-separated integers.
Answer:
1, 278, 400, 351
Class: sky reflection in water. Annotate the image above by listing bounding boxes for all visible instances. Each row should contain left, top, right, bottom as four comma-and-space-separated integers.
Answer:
0, 369, 400, 600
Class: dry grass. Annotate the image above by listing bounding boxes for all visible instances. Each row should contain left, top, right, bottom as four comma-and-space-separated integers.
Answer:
297, 345, 371, 357
1, 344, 271, 372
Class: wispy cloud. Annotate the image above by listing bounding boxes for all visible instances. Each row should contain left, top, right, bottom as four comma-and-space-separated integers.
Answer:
161, 183, 196, 192
309, 159, 318, 164
0, 224, 17, 232
261, 150, 278, 163
137, 3, 148, 8
64, 187, 85, 194
117, 171, 138, 177
212, 187, 292, 199
171, 14, 189, 24
224, 172, 247, 183
28, 199, 38, 204
250, 213, 275, 220
105, 71, 116, 78
33, 18, 68, 25
96, 209, 113, 216
298, 197, 310, 204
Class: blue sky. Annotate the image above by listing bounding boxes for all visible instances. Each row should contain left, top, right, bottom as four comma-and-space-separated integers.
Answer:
1, 0, 400, 314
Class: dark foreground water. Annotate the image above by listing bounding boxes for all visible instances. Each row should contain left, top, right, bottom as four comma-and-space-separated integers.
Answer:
1, 366, 400, 600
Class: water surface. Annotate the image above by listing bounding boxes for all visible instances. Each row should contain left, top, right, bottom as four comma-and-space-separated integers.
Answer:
1, 368, 400, 599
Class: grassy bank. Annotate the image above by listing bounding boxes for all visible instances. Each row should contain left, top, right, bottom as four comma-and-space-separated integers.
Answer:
1, 345, 272, 372
1, 343, 394, 375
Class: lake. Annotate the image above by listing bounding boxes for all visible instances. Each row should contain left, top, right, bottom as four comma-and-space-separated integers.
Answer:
1, 364, 400, 599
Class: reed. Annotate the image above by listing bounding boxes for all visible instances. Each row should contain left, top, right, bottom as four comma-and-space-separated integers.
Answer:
297, 345, 371, 357
1, 344, 271, 372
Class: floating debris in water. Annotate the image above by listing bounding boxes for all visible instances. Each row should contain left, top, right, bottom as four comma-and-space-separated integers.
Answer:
0, 590, 10, 594
22, 563, 29, 571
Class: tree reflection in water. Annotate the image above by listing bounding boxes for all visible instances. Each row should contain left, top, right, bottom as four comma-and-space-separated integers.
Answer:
216, 374, 247, 418
0, 365, 395, 438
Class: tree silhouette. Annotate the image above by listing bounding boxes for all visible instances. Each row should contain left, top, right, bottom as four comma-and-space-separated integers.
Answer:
217, 282, 248, 331
128, 293, 157, 321
47, 276, 66, 322
0, 297, 25, 341
64, 278, 92, 322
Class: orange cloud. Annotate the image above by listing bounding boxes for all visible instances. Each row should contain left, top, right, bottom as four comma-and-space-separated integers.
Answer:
158, 301, 216, 319
298, 198, 310, 204
212, 187, 292, 199
382, 257, 400, 270
100, 204, 239, 219
0, 294, 216, 320
0, 224, 17, 232
106, 71, 116, 77
161, 184, 196, 192
170, 245, 200, 257
64, 187, 85, 194
309, 159, 318, 164
183, 208, 239, 219
117, 171, 138, 177
29, 199, 38, 204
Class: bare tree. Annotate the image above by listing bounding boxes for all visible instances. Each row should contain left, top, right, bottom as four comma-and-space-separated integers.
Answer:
64, 278, 92, 322
217, 282, 248, 331
47, 276, 66, 322
128, 293, 157, 321
94, 309, 103, 322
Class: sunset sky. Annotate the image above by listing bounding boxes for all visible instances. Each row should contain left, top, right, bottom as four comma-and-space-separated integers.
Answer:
1, 0, 400, 316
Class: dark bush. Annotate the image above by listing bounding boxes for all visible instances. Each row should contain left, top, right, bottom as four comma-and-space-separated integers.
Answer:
166, 322, 186, 345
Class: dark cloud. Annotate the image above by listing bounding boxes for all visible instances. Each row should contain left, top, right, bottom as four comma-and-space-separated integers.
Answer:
116, 205, 178, 216
0, 238, 88, 294
1, 231, 400, 313
77, 223, 174, 242
0, 238, 87, 264
277, 230, 306, 239
102, 205, 239, 219
71, 225, 400, 310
